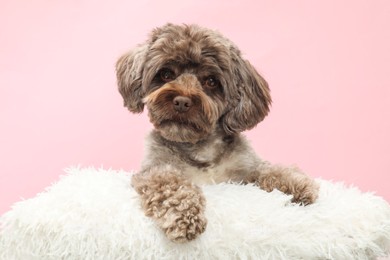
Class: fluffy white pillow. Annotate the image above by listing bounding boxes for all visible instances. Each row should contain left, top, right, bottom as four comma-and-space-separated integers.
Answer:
1, 167, 389, 259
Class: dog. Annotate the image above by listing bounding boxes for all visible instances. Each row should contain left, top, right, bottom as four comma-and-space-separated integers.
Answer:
116, 24, 319, 243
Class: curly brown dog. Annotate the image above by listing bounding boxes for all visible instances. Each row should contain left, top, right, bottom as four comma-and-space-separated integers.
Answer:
116, 23, 319, 243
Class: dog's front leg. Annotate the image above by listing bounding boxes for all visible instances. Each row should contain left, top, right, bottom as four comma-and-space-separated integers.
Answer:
131, 166, 207, 243
244, 163, 319, 205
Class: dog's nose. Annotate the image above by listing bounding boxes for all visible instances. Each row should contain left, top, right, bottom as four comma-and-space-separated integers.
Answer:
173, 96, 192, 112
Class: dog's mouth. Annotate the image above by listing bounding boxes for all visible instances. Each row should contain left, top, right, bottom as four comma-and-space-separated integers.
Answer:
145, 86, 220, 143
154, 118, 213, 143
159, 119, 203, 131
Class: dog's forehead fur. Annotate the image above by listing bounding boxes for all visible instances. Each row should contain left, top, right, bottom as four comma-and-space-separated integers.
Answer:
142, 24, 236, 91
149, 24, 235, 67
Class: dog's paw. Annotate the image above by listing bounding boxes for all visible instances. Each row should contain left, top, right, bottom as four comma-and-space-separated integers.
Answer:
291, 179, 319, 205
159, 186, 207, 243
163, 208, 207, 243
256, 167, 320, 206
133, 169, 207, 243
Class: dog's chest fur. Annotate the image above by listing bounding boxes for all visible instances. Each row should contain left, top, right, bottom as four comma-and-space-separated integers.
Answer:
142, 130, 260, 185
179, 136, 234, 184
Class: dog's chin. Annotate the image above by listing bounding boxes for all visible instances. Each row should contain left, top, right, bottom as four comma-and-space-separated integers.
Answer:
156, 121, 212, 144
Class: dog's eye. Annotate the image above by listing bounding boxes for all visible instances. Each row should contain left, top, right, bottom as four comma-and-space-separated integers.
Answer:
204, 76, 220, 88
159, 69, 175, 83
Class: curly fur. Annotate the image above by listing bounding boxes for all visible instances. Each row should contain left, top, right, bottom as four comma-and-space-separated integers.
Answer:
132, 166, 207, 242
116, 23, 319, 243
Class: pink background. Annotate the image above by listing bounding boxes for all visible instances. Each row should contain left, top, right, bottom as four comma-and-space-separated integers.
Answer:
1, 0, 389, 214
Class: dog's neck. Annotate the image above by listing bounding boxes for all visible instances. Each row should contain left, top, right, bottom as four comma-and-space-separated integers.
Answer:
152, 128, 237, 169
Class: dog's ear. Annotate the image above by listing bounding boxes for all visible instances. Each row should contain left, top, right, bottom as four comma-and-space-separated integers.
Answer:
116, 44, 149, 113
222, 56, 272, 133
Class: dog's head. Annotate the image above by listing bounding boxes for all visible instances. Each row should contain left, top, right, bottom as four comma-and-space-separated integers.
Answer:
116, 24, 271, 143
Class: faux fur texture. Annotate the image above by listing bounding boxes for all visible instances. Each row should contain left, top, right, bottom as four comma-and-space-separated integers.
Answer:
1, 167, 389, 260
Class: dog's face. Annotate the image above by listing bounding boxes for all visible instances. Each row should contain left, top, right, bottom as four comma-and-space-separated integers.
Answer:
116, 24, 271, 143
